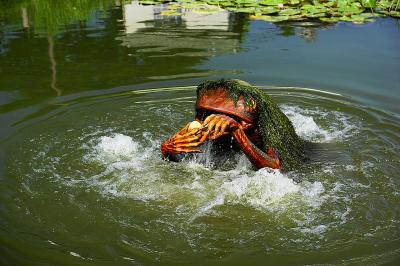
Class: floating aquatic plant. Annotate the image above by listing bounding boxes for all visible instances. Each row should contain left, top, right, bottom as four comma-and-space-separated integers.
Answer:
139, 0, 400, 23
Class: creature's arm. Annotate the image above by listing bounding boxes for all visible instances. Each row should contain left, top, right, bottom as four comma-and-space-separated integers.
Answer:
231, 128, 280, 169
204, 114, 280, 169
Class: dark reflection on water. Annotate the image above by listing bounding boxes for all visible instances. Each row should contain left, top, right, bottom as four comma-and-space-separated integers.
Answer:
0, 1, 247, 100
0, 0, 253, 138
1, 1, 399, 114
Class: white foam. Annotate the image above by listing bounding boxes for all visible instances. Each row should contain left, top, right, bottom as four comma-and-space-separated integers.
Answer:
96, 134, 139, 162
83, 134, 329, 220
188, 167, 329, 222
298, 224, 328, 235
286, 111, 331, 141
69, 251, 88, 260
78, 133, 166, 199
335, 207, 352, 224
281, 105, 358, 142
299, 181, 326, 208
83, 133, 153, 173
220, 168, 299, 207
75, 131, 351, 242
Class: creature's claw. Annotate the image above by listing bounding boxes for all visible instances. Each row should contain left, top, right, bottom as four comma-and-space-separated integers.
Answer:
176, 142, 203, 148
205, 115, 218, 133
203, 114, 215, 125
175, 147, 202, 153
174, 135, 200, 144
179, 128, 201, 138
203, 114, 240, 140
177, 123, 190, 134
213, 119, 224, 137
161, 121, 209, 158
220, 121, 230, 135
162, 114, 241, 159
198, 130, 210, 143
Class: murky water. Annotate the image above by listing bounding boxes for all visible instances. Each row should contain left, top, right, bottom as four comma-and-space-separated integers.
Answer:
1, 1, 399, 265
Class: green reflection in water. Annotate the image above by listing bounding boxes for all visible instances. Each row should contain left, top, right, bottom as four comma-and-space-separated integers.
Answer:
0, 1, 115, 96
0, 1, 249, 138
0, 1, 245, 97
0, 0, 111, 35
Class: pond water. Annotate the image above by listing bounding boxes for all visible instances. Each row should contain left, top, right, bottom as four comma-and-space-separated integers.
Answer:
1, 1, 399, 265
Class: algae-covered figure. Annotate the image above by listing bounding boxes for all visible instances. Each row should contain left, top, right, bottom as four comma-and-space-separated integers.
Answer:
161, 79, 305, 171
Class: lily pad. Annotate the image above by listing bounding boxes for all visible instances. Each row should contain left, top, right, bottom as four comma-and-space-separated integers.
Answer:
350, 14, 366, 23
301, 4, 327, 18
319, 16, 341, 22
289, 0, 301, 6
243, 3, 261, 7
219, 1, 236, 7
380, 10, 400, 17
237, 0, 259, 3
361, 0, 376, 8
376, 0, 397, 9
337, 0, 353, 7
306, 12, 327, 17
206, 0, 220, 4
250, 14, 290, 21
260, 0, 288, 6
389, 11, 400, 18
288, 14, 305, 20
329, 10, 344, 17
279, 8, 302, 16
301, 4, 327, 13
338, 3, 364, 16
235, 7, 258, 13
142, 0, 389, 25
261, 6, 280, 14
359, 12, 375, 18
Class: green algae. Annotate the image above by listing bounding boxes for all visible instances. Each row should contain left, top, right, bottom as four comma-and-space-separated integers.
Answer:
196, 79, 306, 171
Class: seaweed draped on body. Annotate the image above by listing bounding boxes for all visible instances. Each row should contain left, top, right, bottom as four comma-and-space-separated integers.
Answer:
196, 79, 305, 171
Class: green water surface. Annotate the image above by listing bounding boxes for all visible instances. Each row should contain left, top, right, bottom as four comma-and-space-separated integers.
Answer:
1, 1, 399, 265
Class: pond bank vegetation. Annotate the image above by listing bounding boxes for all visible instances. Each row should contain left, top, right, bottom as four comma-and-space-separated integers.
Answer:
140, 0, 400, 23
0, 0, 398, 32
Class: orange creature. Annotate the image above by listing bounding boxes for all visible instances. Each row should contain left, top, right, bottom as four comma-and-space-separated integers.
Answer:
161, 85, 281, 169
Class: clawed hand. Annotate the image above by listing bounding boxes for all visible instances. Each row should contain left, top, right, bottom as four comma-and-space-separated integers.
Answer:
161, 123, 207, 154
202, 114, 240, 140
161, 114, 240, 155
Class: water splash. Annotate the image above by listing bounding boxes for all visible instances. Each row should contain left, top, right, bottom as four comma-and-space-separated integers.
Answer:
7, 85, 398, 263
96, 134, 139, 162
22, 102, 367, 246
83, 134, 330, 228
80, 102, 357, 210
281, 105, 359, 142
